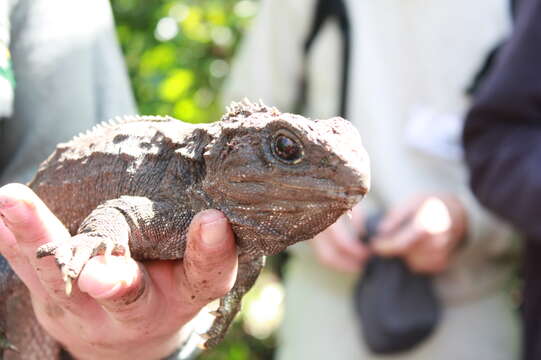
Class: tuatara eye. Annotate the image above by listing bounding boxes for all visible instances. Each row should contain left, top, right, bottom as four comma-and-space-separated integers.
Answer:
272, 131, 304, 164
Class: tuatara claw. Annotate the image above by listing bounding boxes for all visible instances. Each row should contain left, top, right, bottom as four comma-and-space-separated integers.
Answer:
63, 274, 73, 296
198, 333, 211, 341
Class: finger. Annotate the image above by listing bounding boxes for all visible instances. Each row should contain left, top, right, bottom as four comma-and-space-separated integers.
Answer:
312, 232, 363, 273
0, 184, 86, 304
328, 220, 370, 261
78, 255, 141, 300
0, 212, 23, 269
405, 249, 450, 274
0, 184, 70, 249
372, 223, 428, 257
0, 213, 46, 296
80, 256, 194, 336
404, 234, 453, 274
76, 255, 150, 325
180, 210, 238, 306
378, 198, 420, 235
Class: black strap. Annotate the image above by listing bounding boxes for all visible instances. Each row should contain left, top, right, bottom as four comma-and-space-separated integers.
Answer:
296, 0, 351, 117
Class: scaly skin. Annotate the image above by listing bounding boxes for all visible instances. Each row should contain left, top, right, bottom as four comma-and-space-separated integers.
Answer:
1, 100, 370, 357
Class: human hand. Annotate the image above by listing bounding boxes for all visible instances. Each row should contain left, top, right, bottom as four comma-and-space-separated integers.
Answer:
0, 183, 238, 360
372, 194, 467, 274
310, 202, 370, 273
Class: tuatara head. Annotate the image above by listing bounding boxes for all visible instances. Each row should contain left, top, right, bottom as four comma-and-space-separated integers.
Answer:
202, 100, 370, 256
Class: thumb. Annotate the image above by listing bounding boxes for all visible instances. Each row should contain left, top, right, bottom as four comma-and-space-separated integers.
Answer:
181, 210, 238, 304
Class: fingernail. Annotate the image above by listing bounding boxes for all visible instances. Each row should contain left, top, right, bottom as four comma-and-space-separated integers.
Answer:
200, 212, 227, 248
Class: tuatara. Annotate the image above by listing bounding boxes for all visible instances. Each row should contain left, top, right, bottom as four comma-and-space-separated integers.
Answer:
0, 100, 370, 359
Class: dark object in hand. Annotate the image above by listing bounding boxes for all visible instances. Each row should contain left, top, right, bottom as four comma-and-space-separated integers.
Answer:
353, 213, 441, 354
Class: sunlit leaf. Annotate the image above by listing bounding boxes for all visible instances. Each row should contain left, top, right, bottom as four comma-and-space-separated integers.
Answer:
159, 69, 194, 101
181, 6, 210, 42
139, 44, 177, 76
228, 343, 250, 360
114, 0, 138, 13
173, 98, 198, 122
208, 5, 227, 25
211, 26, 234, 47
168, 3, 189, 21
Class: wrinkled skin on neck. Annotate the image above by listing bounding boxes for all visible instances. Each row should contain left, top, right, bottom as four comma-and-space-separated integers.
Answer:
201, 106, 370, 256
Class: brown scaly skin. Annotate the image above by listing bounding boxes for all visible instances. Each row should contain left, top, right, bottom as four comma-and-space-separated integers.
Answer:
0, 100, 370, 358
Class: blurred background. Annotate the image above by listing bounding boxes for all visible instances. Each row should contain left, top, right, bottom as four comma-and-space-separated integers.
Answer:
111, 1, 282, 359
112, 0, 255, 123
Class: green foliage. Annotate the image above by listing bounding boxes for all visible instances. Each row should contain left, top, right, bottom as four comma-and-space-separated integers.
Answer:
112, 0, 257, 123
202, 270, 282, 360
203, 322, 276, 360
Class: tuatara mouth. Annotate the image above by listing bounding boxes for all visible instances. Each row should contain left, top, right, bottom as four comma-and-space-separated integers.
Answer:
226, 176, 367, 203
226, 191, 362, 214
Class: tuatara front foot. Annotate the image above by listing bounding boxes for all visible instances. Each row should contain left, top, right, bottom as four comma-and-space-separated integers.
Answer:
36, 234, 127, 295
